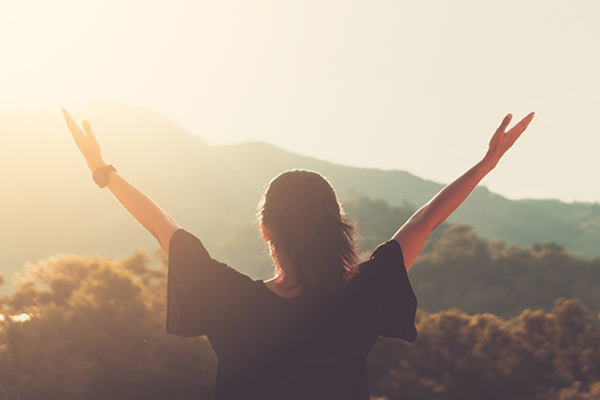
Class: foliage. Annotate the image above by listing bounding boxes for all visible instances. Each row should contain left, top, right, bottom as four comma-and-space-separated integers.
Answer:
345, 194, 600, 318
1, 192, 600, 398
2, 249, 600, 399
410, 224, 600, 318
343, 192, 448, 258
0, 252, 216, 400
368, 299, 600, 400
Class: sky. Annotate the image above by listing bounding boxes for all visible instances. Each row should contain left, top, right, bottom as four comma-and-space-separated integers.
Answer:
1, 0, 599, 203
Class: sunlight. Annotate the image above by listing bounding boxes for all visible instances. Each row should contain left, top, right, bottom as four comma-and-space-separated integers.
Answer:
2, 0, 599, 201
0, 314, 32, 323
10, 313, 32, 323
0, 0, 135, 111
1, 2, 600, 398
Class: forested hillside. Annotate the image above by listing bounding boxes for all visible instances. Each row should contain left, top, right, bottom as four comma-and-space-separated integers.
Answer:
1, 102, 599, 297
345, 195, 600, 318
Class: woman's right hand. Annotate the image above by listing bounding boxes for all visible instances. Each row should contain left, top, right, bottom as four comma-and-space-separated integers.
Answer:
62, 108, 107, 172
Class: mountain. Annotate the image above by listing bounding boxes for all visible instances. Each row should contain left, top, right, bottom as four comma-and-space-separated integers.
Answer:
0, 102, 598, 294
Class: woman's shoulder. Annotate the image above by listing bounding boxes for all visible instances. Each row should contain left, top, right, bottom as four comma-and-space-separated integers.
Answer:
356, 240, 405, 276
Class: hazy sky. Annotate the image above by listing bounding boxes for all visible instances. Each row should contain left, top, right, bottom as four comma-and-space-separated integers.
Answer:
2, 0, 599, 202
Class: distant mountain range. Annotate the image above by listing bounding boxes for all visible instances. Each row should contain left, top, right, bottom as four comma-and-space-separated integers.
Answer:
1, 102, 598, 293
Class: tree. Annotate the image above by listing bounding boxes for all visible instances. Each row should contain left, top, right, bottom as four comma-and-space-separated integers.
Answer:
0, 252, 216, 400
368, 299, 600, 400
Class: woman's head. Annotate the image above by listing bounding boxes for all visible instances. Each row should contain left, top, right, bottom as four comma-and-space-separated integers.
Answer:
259, 170, 358, 291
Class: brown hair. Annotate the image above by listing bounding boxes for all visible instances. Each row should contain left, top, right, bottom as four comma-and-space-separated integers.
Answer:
259, 170, 359, 291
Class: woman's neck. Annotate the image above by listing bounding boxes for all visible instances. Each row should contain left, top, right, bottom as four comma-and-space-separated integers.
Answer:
264, 277, 304, 298
264, 262, 304, 298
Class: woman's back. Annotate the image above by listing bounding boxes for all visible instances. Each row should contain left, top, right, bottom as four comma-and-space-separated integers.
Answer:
167, 229, 417, 400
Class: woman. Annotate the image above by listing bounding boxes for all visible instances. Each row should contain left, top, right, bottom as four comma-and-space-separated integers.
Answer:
62, 109, 534, 399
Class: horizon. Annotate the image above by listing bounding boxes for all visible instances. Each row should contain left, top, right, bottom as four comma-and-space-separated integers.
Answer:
1, 101, 596, 206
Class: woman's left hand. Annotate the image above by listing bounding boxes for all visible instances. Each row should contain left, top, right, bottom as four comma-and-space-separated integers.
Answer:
62, 108, 107, 172
483, 112, 535, 169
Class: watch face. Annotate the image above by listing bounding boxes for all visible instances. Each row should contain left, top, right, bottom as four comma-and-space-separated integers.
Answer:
93, 165, 116, 188
95, 173, 109, 187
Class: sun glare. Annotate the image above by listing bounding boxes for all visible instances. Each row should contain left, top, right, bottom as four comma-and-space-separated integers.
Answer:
1, 1, 600, 202
0, 313, 32, 323
12, 313, 32, 323
1, 1, 134, 111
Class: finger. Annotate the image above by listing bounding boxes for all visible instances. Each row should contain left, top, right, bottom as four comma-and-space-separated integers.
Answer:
514, 112, 535, 129
61, 108, 84, 138
507, 112, 535, 145
496, 113, 513, 134
82, 120, 97, 141
508, 112, 535, 135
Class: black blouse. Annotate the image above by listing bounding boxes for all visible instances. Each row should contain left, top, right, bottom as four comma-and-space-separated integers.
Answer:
167, 229, 417, 400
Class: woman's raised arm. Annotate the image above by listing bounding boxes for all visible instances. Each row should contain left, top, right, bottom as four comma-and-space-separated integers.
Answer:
62, 109, 181, 258
393, 112, 535, 270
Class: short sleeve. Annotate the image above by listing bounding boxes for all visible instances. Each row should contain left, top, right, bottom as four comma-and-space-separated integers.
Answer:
166, 229, 253, 337
365, 240, 418, 341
